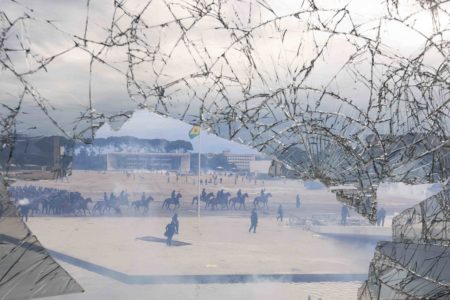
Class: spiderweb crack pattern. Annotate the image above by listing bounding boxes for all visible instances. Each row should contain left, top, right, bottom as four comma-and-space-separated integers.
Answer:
0, 0, 449, 299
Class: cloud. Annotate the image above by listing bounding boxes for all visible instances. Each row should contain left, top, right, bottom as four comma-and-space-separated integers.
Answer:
95, 110, 260, 154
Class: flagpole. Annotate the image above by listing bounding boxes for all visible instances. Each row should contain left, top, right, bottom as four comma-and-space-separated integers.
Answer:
197, 127, 201, 221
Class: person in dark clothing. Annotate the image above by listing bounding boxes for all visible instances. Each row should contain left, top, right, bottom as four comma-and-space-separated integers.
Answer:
296, 194, 301, 209
341, 205, 350, 225
277, 204, 284, 222
171, 213, 179, 234
215, 190, 221, 201
377, 207, 386, 227
171, 190, 176, 200
249, 208, 258, 233
19, 205, 29, 222
165, 222, 176, 246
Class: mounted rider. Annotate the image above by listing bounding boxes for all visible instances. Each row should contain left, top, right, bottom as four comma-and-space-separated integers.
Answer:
201, 188, 207, 201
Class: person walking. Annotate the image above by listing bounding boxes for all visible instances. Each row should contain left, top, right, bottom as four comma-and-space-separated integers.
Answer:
296, 194, 301, 209
277, 204, 284, 222
19, 204, 30, 222
341, 205, 350, 225
249, 208, 258, 233
377, 207, 386, 227
172, 213, 179, 234
164, 221, 176, 246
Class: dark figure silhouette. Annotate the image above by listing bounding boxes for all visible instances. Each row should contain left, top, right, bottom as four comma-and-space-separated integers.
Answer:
341, 205, 350, 225
19, 205, 30, 222
249, 208, 258, 233
162, 192, 182, 210
165, 222, 176, 246
172, 213, 179, 234
296, 194, 301, 208
171, 190, 176, 200
377, 207, 386, 227
277, 204, 284, 222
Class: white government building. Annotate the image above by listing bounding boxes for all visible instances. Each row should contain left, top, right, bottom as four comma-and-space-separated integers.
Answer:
106, 152, 191, 173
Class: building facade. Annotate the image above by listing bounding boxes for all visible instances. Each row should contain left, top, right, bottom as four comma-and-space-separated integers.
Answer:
222, 151, 256, 171
106, 152, 190, 173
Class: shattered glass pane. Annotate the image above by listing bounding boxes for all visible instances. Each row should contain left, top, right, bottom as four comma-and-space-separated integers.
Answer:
359, 187, 450, 299
359, 241, 450, 299
0, 0, 449, 299
393, 188, 450, 245
0, 175, 83, 299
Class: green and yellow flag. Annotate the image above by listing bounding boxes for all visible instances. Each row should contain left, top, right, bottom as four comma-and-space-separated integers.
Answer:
189, 125, 201, 139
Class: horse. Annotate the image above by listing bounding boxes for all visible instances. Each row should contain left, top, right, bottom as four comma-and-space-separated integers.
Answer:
205, 196, 217, 210
73, 197, 93, 216
253, 193, 272, 208
92, 201, 107, 215
41, 198, 51, 214
117, 191, 130, 207
92, 199, 116, 215
218, 192, 231, 209
206, 192, 230, 210
192, 192, 214, 205
229, 193, 249, 209
28, 199, 41, 216
131, 196, 154, 213
162, 193, 182, 210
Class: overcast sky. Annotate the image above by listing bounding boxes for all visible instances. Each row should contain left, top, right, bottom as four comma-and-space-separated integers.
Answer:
2, 0, 444, 137
1, 0, 447, 158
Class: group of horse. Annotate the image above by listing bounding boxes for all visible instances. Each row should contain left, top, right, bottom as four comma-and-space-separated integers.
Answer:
9, 186, 274, 217
9, 186, 93, 216
190, 189, 272, 210
91, 191, 154, 215
9, 186, 155, 216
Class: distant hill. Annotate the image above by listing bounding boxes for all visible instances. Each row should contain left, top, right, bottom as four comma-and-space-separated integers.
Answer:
73, 137, 193, 170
